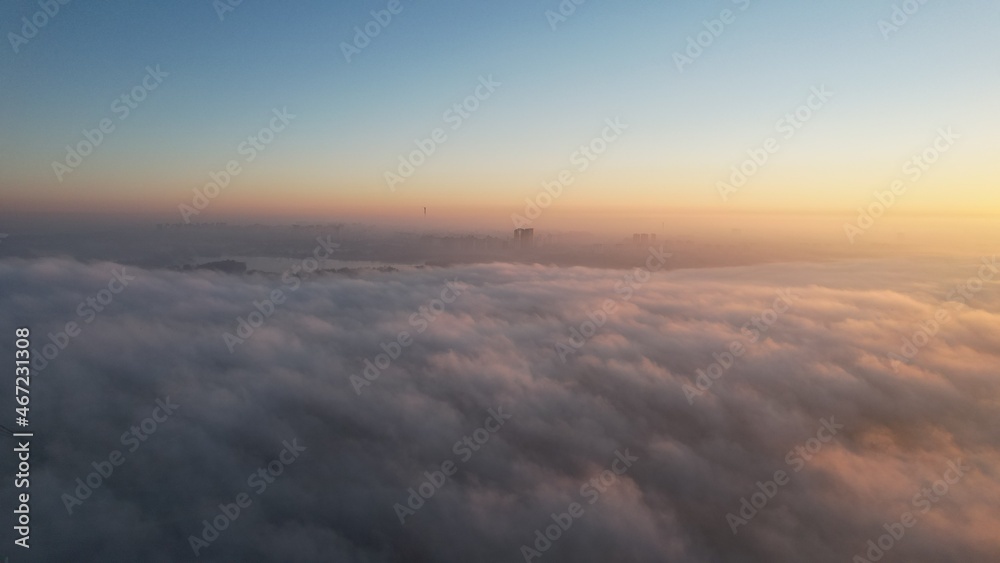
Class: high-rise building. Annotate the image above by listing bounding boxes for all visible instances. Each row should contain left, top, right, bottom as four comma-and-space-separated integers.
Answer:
632, 233, 656, 246
514, 228, 534, 249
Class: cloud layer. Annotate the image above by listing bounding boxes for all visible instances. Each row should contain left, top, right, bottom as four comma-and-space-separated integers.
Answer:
1, 255, 998, 562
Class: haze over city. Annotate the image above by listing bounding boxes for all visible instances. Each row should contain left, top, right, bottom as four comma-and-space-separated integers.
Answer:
0, 1, 998, 562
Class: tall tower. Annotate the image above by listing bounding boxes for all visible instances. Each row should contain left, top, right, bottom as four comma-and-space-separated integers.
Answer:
514, 228, 534, 250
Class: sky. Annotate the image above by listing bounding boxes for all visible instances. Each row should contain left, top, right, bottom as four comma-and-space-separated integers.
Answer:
1, 0, 999, 228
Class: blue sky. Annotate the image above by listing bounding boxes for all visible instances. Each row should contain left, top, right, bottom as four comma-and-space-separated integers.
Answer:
2, 0, 998, 218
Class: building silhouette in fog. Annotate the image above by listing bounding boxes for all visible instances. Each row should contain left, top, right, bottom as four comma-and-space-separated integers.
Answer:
514, 228, 534, 250
632, 233, 656, 246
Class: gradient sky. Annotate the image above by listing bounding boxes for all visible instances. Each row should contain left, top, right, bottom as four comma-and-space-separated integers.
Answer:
1, 0, 999, 226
